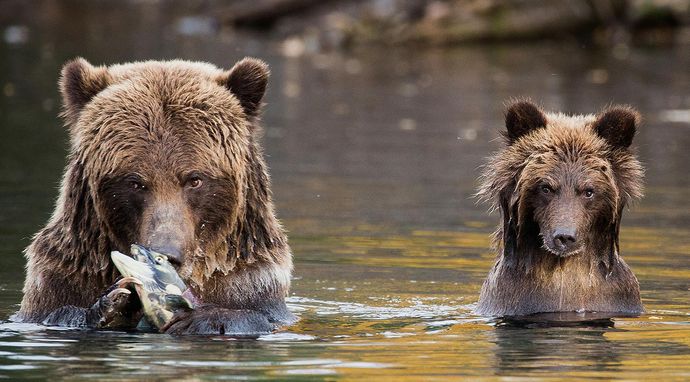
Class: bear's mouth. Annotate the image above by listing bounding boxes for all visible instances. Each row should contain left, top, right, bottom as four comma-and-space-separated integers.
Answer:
541, 235, 583, 258
167, 257, 183, 270
545, 246, 582, 258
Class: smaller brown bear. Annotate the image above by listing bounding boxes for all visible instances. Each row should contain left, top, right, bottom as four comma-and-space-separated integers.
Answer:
475, 100, 644, 317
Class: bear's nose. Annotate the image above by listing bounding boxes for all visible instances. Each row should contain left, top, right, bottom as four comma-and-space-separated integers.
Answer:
552, 228, 577, 252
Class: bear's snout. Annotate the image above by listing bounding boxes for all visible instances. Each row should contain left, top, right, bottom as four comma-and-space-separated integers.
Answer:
141, 199, 194, 267
541, 223, 582, 257
551, 227, 578, 254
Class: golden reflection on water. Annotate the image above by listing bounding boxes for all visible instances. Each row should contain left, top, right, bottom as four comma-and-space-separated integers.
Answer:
1, 220, 687, 379
281, 221, 690, 380
294, 228, 492, 269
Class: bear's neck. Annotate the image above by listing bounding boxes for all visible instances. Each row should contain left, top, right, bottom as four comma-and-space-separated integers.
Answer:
475, 239, 641, 316
509, 236, 617, 278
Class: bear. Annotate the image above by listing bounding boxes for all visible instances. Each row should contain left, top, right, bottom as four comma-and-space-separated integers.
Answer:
475, 100, 644, 317
15, 57, 296, 335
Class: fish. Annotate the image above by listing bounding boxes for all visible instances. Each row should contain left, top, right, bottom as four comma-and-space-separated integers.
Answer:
111, 244, 193, 331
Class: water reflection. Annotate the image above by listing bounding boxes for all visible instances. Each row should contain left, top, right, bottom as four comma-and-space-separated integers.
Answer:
491, 325, 623, 376
496, 313, 617, 328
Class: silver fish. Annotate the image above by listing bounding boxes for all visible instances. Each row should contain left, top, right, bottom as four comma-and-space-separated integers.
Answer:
111, 244, 193, 330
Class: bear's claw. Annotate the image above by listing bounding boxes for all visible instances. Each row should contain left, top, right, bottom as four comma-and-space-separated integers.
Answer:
87, 280, 143, 330
116, 276, 142, 288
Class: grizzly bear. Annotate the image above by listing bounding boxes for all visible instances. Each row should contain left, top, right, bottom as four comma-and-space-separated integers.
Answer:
475, 100, 644, 317
15, 57, 296, 335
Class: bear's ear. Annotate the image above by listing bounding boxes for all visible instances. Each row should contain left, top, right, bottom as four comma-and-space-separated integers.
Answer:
59, 58, 111, 124
592, 106, 639, 149
504, 100, 547, 144
219, 57, 270, 117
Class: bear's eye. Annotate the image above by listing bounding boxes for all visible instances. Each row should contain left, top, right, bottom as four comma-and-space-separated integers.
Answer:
184, 172, 204, 188
583, 188, 595, 198
540, 185, 553, 194
185, 175, 203, 189
126, 176, 146, 191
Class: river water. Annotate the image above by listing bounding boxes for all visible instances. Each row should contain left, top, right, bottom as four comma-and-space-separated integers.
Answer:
1, 3, 689, 380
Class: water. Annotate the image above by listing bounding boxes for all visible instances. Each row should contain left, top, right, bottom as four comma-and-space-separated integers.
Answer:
1, 3, 690, 379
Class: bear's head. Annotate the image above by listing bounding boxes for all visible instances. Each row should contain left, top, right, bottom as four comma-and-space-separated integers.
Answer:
57, 58, 290, 293
478, 101, 643, 268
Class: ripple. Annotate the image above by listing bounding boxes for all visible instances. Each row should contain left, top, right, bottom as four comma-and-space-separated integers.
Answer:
0, 322, 46, 332
282, 368, 337, 375
288, 296, 463, 320
0, 322, 80, 333
0, 341, 66, 348
281, 359, 340, 366
8, 355, 79, 361
154, 360, 273, 368
0, 364, 38, 370
424, 319, 463, 327
335, 361, 393, 368
257, 332, 316, 341
277, 359, 392, 375
380, 331, 415, 338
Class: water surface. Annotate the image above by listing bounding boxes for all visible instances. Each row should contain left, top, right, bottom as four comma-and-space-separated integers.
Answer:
1, 4, 689, 380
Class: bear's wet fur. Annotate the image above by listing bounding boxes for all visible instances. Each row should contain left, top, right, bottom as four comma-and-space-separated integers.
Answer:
475, 100, 644, 317
17, 57, 295, 334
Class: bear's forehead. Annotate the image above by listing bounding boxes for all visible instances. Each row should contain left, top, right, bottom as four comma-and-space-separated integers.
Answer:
76, 65, 248, 148
82, 131, 242, 179
74, 64, 250, 178
517, 117, 608, 158
79, 97, 247, 155
86, 89, 244, 134
509, 118, 613, 180
82, 61, 243, 122
103, 71, 237, 112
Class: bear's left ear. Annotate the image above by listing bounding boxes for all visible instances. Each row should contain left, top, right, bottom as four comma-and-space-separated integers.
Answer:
59, 58, 112, 125
592, 106, 640, 149
504, 100, 547, 144
219, 57, 270, 117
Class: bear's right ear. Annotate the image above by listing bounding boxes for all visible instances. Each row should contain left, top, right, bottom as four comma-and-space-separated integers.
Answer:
592, 106, 639, 149
503, 100, 547, 144
59, 58, 111, 124
218, 57, 270, 118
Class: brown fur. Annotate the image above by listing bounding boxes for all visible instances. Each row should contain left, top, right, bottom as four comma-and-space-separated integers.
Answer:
475, 100, 644, 316
18, 58, 294, 328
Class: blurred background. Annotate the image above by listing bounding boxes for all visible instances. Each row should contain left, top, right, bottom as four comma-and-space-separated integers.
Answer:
0, 0, 689, 379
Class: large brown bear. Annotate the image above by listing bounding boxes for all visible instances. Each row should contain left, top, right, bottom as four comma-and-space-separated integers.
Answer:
16, 57, 296, 335
475, 100, 644, 317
